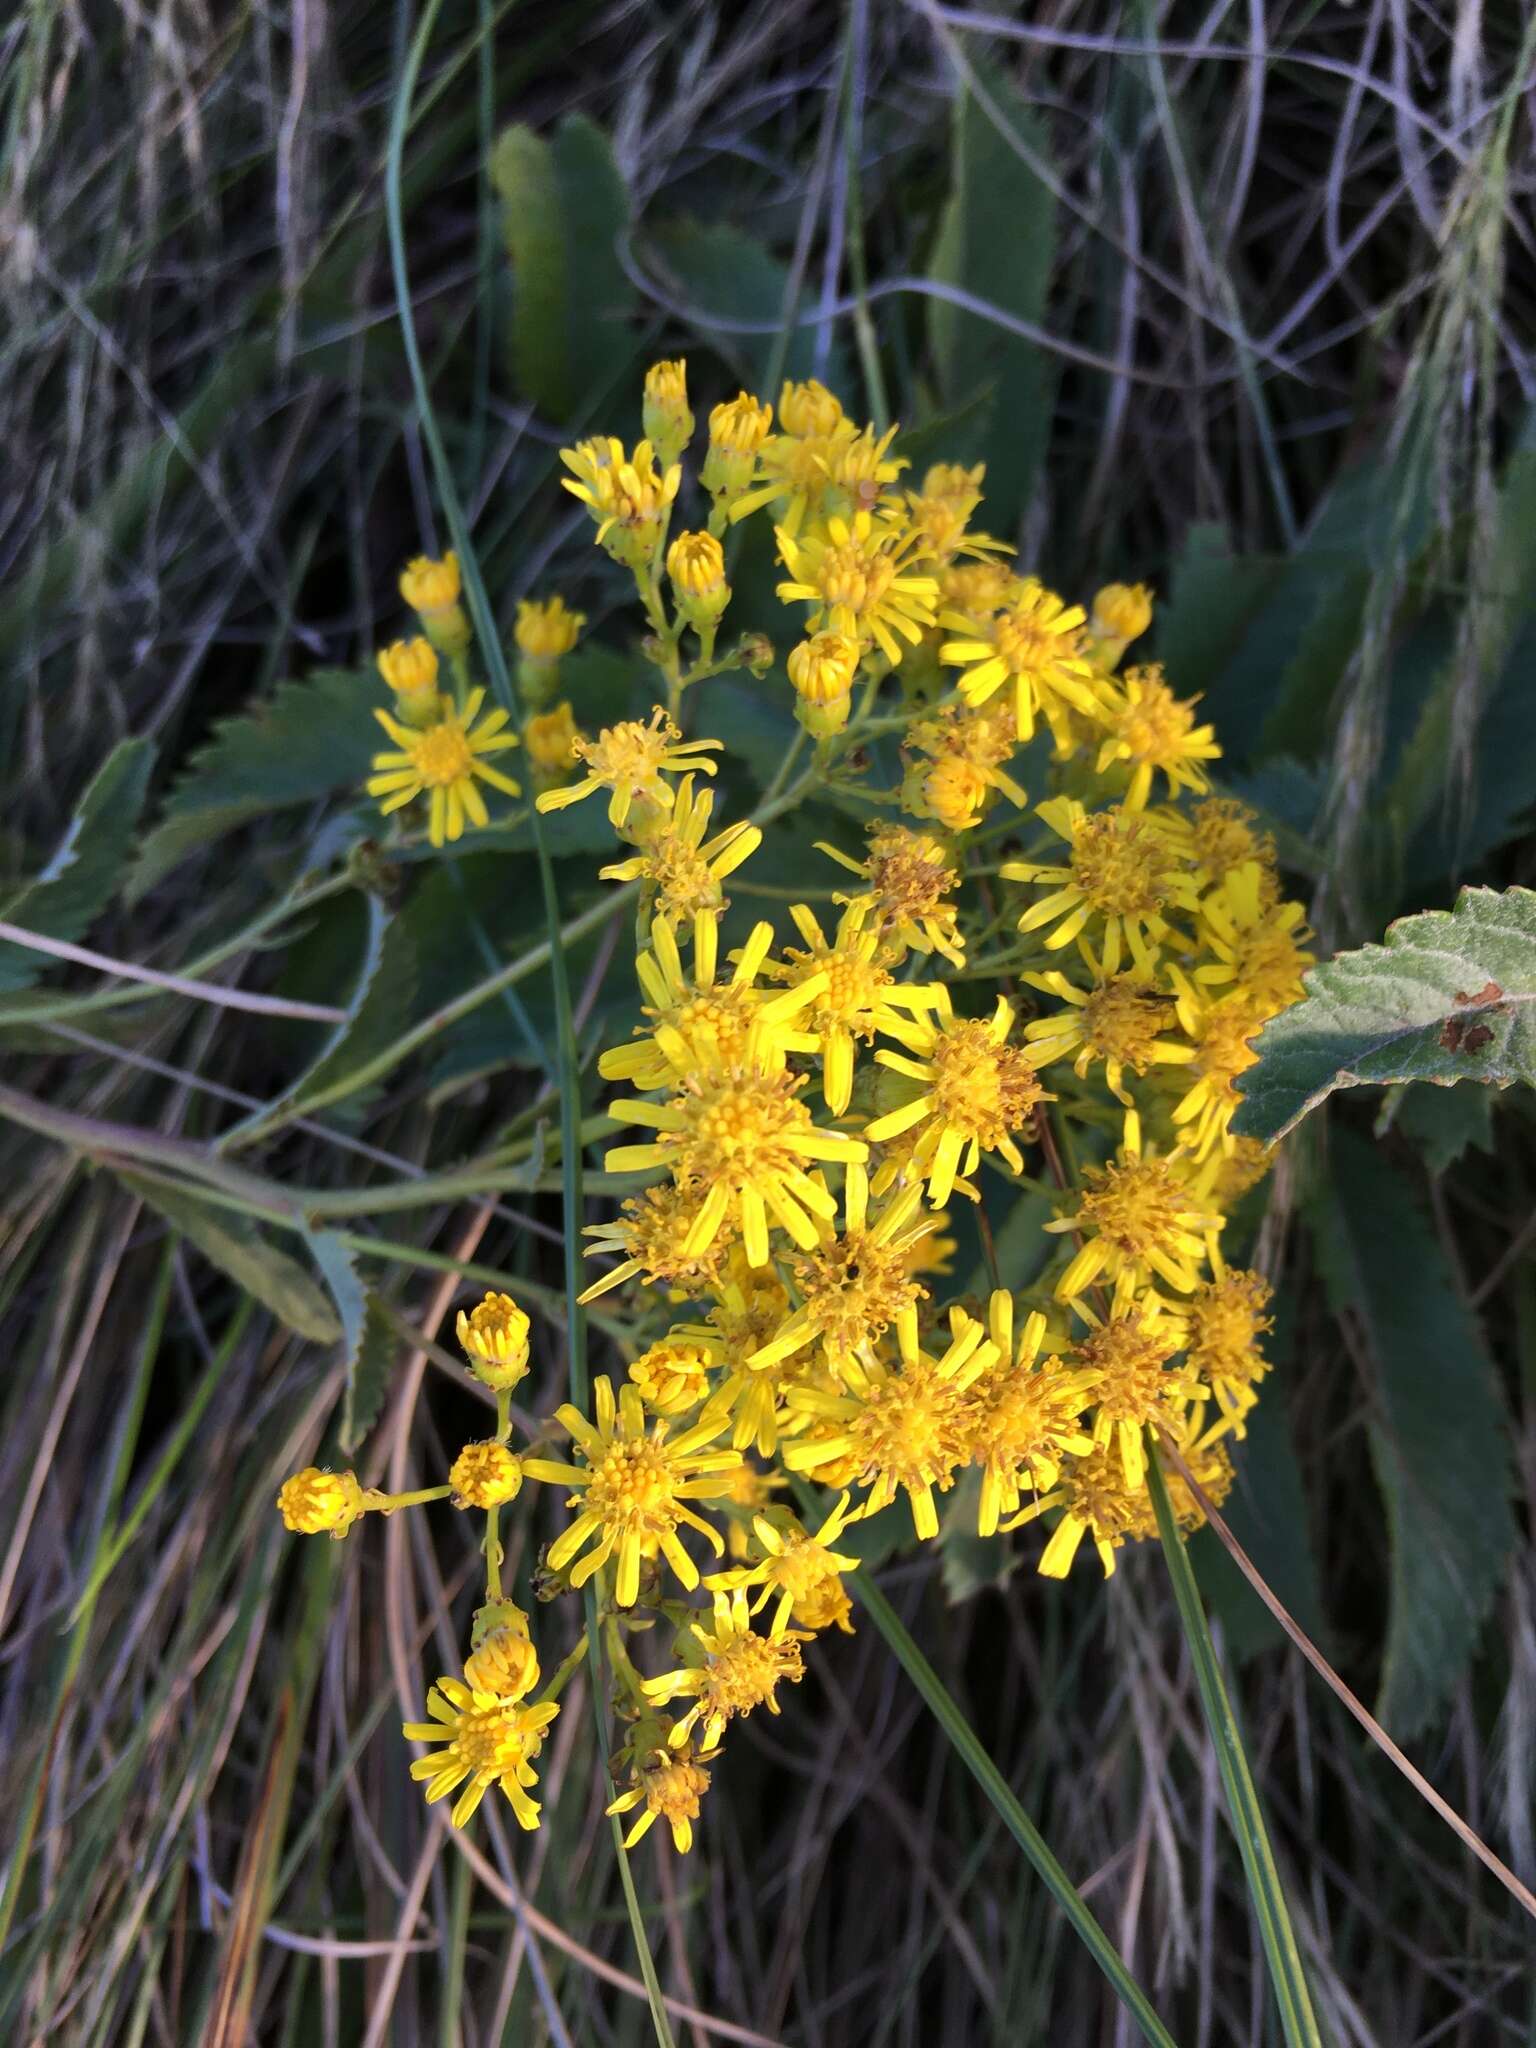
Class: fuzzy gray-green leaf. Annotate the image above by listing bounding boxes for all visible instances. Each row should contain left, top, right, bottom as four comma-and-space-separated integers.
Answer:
1233, 885, 1536, 1144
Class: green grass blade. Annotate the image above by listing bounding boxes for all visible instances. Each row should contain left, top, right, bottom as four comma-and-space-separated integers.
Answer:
384, 12, 673, 2041
846, 1556, 1181, 2048
1147, 1452, 1323, 2047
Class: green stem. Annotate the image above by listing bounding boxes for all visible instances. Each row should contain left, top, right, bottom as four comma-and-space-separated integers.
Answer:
830, 1521, 1180, 2048
535, 1630, 591, 1706
484, 1507, 502, 1599
1146, 1450, 1322, 2048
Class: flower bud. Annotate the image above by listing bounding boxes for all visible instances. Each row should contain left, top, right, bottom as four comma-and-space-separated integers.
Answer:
399, 552, 470, 655
377, 637, 441, 726
515, 595, 585, 708
642, 358, 694, 470
524, 701, 581, 786
666, 530, 730, 635
701, 392, 773, 509
277, 1467, 368, 1539
1089, 582, 1153, 669
788, 630, 858, 738
465, 1626, 541, 1700
456, 1291, 531, 1392
777, 377, 844, 439
449, 1440, 524, 1509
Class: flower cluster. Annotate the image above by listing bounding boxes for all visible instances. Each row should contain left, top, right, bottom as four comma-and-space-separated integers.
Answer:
313, 362, 1309, 1855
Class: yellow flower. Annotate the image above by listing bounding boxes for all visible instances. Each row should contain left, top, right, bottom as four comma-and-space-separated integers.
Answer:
1075, 1303, 1198, 1489
776, 508, 939, 666
628, 1334, 717, 1417
607, 1734, 718, 1852
277, 1467, 369, 1538
604, 1059, 867, 1269
782, 1306, 999, 1537
701, 391, 774, 511
450, 1440, 524, 1509
667, 530, 730, 636
764, 900, 944, 1115
561, 436, 681, 569
1088, 581, 1153, 665
1185, 797, 1274, 880
745, 1162, 938, 1385
1185, 863, 1314, 1012
1164, 993, 1265, 1160
964, 1294, 1097, 1535
535, 706, 721, 835
641, 1587, 808, 1749
787, 630, 860, 737
1046, 1112, 1217, 1308
515, 594, 585, 660
1096, 665, 1219, 809
400, 552, 469, 653
523, 701, 582, 785
524, 1377, 742, 1606
1181, 1262, 1273, 1430
643, 357, 694, 467
710, 1492, 863, 1636
456, 1291, 531, 1392
1003, 795, 1200, 977
579, 1180, 735, 1304
1009, 1443, 1147, 1579
597, 909, 817, 1092
777, 377, 846, 439
901, 700, 1026, 832
463, 1618, 540, 1700
825, 421, 908, 513
865, 995, 1047, 1208
377, 635, 440, 700
941, 579, 1099, 744
1020, 969, 1195, 1105
597, 774, 761, 926
820, 824, 965, 966
367, 689, 521, 847
905, 461, 1008, 564
403, 1676, 559, 1828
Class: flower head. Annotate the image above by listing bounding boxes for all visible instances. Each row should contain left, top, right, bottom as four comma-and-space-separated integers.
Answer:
1075, 1305, 1196, 1488
1004, 796, 1199, 977
1096, 665, 1219, 809
764, 902, 943, 1115
1182, 1265, 1273, 1429
404, 1676, 558, 1828
1021, 969, 1194, 1105
1088, 581, 1153, 660
562, 436, 681, 570
277, 1467, 368, 1538
667, 530, 730, 632
941, 579, 1099, 743
456, 1291, 532, 1391
607, 1732, 718, 1852
525, 1377, 741, 1606
865, 996, 1047, 1208
598, 775, 761, 927
367, 689, 521, 847
450, 1440, 524, 1509
702, 392, 774, 510
1047, 1113, 1216, 1307
400, 552, 469, 652
536, 706, 721, 835
628, 1334, 717, 1416
712, 1491, 863, 1636
641, 1587, 807, 1749
821, 824, 965, 966
787, 630, 860, 736
964, 1295, 1097, 1534
515, 594, 585, 661
377, 635, 440, 705
643, 357, 694, 468
579, 1180, 735, 1303
524, 701, 582, 785
776, 509, 939, 666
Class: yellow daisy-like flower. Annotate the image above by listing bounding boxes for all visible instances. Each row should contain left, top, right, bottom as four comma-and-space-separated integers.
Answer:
463, 1619, 540, 1700
1008, 1442, 1148, 1579
677, 1262, 799, 1457
1185, 798, 1274, 880
709, 1491, 863, 1636
901, 700, 1027, 833
377, 635, 440, 700
277, 1467, 369, 1538
763, 901, 944, 1115
824, 421, 908, 514
1163, 992, 1266, 1160
524, 1377, 742, 1607
1186, 862, 1314, 1012
1003, 795, 1200, 977
560, 436, 681, 568
1075, 1302, 1198, 1489
776, 508, 939, 667
597, 774, 761, 926
1020, 968, 1195, 1105
820, 824, 965, 966
535, 706, 721, 834
745, 1162, 938, 1386
597, 909, 818, 1092
604, 1055, 867, 1269
578, 1179, 734, 1304
1181, 1261, 1273, 1430
1095, 665, 1220, 809
964, 1293, 1098, 1536
783, 1305, 999, 1537
455, 1291, 531, 1392
905, 461, 1008, 565
367, 689, 521, 848
641, 1587, 808, 1749
940, 579, 1099, 743
865, 995, 1048, 1208
777, 377, 847, 439
607, 1733, 719, 1852
1046, 1111, 1217, 1308
403, 1676, 559, 1829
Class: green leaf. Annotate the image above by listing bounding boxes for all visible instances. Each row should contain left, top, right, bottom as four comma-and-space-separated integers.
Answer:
1377, 1081, 1495, 1177
308, 1232, 396, 1451
1156, 524, 1283, 703
127, 670, 377, 900
927, 59, 1057, 528
492, 116, 634, 416
116, 1172, 341, 1343
1233, 885, 1536, 1144
646, 219, 842, 391
1309, 1132, 1515, 1739
0, 739, 155, 993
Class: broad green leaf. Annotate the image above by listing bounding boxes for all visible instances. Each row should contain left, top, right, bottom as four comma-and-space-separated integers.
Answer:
308, 1232, 396, 1450
1377, 1081, 1495, 1177
116, 1172, 341, 1343
927, 59, 1057, 528
1309, 1132, 1515, 1739
0, 738, 155, 993
646, 220, 844, 391
492, 116, 634, 415
127, 669, 377, 900
1233, 885, 1536, 1144
1156, 524, 1283, 701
